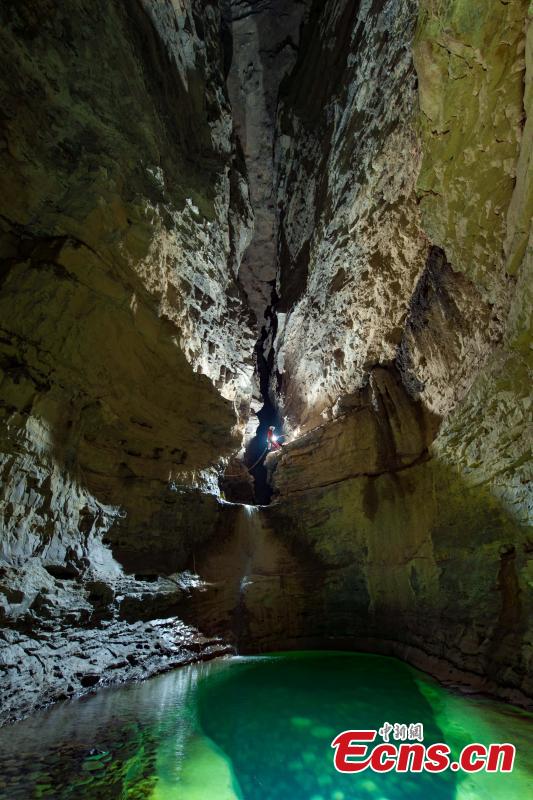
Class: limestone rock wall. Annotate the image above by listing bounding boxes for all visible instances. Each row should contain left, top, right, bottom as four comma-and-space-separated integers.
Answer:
0, 0, 257, 722
270, 0, 529, 435
267, 352, 531, 704
415, 0, 527, 298
266, 450, 532, 706
272, 0, 428, 432
413, 0, 532, 526
0, 0, 259, 557
222, 0, 312, 445
225, 0, 310, 324
0, 0, 531, 724
268, 365, 437, 496
263, 0, 532, 705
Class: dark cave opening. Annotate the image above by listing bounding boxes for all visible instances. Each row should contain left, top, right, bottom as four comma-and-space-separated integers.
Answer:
246, 387, 282, 505
245, 286, 283, 505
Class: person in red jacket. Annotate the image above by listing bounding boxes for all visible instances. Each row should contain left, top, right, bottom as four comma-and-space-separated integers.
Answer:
267, 425, 283, 451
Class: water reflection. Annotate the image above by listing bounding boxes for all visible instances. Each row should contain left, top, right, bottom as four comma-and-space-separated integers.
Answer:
0, 653, 531, 800
0, 663, 213, 799
198, 652, 455, 800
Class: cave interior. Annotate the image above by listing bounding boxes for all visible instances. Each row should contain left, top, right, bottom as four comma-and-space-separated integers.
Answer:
0, 0, 531, 755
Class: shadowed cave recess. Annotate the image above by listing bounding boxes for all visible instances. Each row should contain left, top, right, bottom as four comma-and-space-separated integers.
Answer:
0, 0, 531, 728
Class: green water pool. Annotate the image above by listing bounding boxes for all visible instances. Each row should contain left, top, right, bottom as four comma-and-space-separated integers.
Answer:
0, 652, 531, 799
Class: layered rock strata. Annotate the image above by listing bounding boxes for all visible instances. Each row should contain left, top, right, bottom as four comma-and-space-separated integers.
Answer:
261, 0, 532, 705
270, 0, 528, 435
265, 388, 531, 706
272, 0, 428, 433
0, 0, 255, 722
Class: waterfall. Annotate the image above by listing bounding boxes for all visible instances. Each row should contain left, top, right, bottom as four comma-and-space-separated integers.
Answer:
239, 505, 260, 593
188, 502, 295, 651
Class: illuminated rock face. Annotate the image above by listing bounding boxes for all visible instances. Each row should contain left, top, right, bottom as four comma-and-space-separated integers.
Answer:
0, 0, 532, 723
272, 0, 428, 433
267, 382, 532, 706
415, 0, 528, 297
270, 0, 529, 435
262, 0, 532, 705
0, 0, 255, 723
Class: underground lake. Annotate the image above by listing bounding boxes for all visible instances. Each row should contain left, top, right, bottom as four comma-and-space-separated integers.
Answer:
0, 651, 531, 799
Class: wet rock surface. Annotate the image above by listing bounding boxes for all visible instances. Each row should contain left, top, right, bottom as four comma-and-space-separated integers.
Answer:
1, 615, 231, 727
0, 552, 233, 724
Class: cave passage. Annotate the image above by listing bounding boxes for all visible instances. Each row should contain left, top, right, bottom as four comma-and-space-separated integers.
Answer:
245, 396, 282, 504
245, 290, 284, 505
0, 0, 531, 773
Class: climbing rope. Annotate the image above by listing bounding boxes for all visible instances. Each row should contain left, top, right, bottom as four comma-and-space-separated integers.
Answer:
247, 446, 268, 472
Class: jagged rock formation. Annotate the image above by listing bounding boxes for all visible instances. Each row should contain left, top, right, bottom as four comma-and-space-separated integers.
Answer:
224, 0, 310, 324
270, 0, 528, 434
262, 0, 532, 705
222, 0, 312, 449
0, 0, 255, 723
272, 0, 428, 433
0, 0, 531, 724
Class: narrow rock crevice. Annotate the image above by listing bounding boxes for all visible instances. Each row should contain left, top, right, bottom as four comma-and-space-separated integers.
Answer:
244, 285, 283, 504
